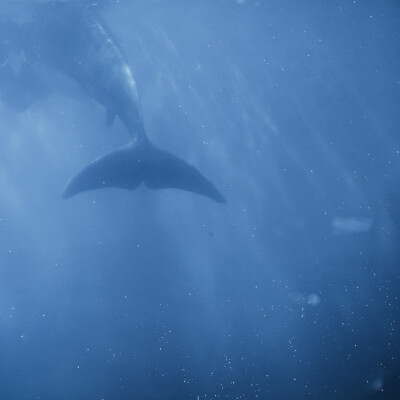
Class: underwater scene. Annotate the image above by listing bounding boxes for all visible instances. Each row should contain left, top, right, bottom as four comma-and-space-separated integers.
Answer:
0, 1, 399, 399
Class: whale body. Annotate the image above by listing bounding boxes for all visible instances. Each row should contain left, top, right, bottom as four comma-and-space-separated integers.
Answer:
1, 2, 226, 203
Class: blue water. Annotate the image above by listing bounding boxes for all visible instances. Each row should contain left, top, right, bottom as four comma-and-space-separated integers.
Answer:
0, 1, 399, 399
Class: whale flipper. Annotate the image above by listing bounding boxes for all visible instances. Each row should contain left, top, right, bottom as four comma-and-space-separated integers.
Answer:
63, 141, 226, 203
0, 50, 49, 112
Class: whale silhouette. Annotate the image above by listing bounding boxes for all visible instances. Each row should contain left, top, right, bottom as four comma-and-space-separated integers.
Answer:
0, 2, 226, 203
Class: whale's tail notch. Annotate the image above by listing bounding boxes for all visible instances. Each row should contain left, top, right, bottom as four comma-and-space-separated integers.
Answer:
63, 141, 226, 203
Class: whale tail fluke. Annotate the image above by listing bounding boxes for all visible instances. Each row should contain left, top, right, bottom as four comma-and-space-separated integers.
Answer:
63, 141, 226, 203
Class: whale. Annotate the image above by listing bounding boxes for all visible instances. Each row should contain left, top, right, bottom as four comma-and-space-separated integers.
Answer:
0, 2, 226, 203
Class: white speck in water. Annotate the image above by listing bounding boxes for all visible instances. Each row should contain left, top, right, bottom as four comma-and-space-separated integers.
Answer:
307, 293, 321, 306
